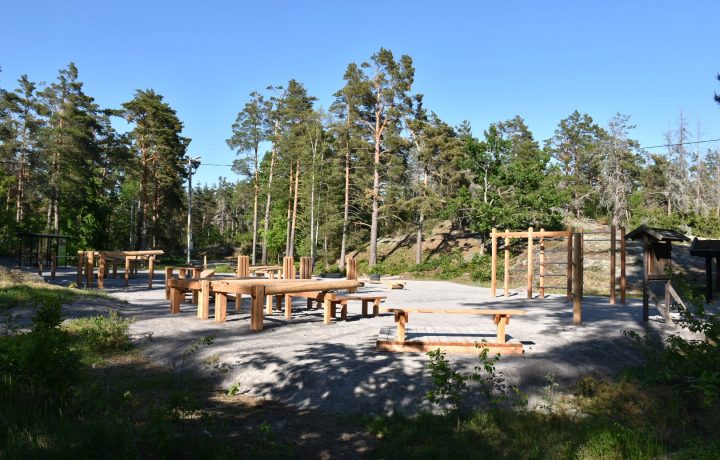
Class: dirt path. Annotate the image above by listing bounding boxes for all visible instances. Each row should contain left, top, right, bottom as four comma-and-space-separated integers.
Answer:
40, 267, 690, 416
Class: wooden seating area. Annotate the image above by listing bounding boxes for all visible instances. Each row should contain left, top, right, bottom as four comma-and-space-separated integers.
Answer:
77, 249, 164, 289
377, 307, 527, 354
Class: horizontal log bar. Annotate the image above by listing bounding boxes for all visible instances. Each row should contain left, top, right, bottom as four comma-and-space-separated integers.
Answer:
266, 280, 362, 295
497, 231, 570, 239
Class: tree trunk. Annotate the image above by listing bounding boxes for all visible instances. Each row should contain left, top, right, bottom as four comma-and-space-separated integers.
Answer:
369, 124, 382, 267
261, 146, 276, 264
289, 160, 300, 258
285, 163, 293, 256
251, 146, 259, 265
339, 134, 351, 271
415, 170, 428, 265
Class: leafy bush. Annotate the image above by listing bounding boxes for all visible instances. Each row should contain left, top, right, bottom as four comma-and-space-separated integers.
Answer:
0, 300, 80, 394
66, 310, 133, 354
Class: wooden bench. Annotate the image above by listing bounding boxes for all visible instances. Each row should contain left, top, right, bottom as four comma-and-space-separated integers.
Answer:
377, 308, 527, 354
325, 294, 387, 319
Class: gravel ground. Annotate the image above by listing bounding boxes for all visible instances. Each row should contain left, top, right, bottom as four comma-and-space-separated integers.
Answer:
43, 267, 688, 416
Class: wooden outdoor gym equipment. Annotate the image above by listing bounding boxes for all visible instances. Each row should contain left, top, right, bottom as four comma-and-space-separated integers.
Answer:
490, 226, 627, 325
77, 250, 164, 289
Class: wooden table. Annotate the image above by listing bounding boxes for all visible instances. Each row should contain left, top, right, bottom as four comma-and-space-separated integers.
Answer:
78, 250, 164, 289
210, 279, 362, 331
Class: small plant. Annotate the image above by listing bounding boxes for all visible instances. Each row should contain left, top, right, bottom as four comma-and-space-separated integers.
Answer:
425, 348, 468, 413
539, 373, 560, 412
173, 335, 215, 371
66, 310, 133, 354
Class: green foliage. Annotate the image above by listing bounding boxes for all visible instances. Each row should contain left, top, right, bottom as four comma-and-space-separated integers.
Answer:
625, 301, 720, 408
65, 310, 133, 355
425, 349, 468, 412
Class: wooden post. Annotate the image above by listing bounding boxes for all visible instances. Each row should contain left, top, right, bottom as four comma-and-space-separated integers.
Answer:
504, 230, 510, 298
203, 255, 207, 269
124, 256, 130, 287
323, 295, 333, 324
170, 287, 183, 313
396, 312, 408, 342
566, 228, 573, 301
237, 255, 249, 277
86, 251, 94, 288
76, 251, 84, 286
299, 256, 312, 279
165, 267, 173, 299
573, 231, 583, 325
494, 314, 507, 344
51, 253, 56, 281
98, 255, 106, 289
346, 256, 357, 293
705, 256, 713, 303
491, 228, 498, 298
620, 227, 626, 303
197, 279, 210, 320
265, 270, 275, 314
285, 294, 293, 319
251, 285, 265, 331
642, 235, 650, 320
148, 256, 155, 288
539, 228, 545, 299
527, 227, 533, 299
610, 225, 616, 305
112, 264, 117, 278
716, 256, 720, 293
37, 260, 43, 277
283, 256, 295, 280
215, 292, 227, 322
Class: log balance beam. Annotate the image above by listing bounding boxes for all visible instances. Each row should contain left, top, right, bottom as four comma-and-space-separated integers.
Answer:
377, 307, 527, 354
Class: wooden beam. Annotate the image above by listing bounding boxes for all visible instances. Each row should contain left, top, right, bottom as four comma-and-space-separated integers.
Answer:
98, 255, 106, 289
610, 225, 616, 304
539, 228, 545, 299
642, 235, 649, 321
165, 267, 173, 299
148, 255, 155, 288
620, 227, 626, 303
215, 292, 227, 322
567, 227, 573, 301
572, 231, 582, 325
527, 227, 533, 299
504, 230, 510, 297
251, 285, 265, 331
491, 227, 497, 298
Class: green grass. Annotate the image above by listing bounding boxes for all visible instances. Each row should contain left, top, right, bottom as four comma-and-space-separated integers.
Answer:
367, 376, 719, 459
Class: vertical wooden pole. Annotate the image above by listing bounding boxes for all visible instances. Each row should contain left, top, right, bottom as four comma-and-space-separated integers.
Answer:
283, 256, 295, 280
323, 295, 333, 324
504, 230, 510, 298
237, 255, 249, 277
51, 253, 56, 281
566, 228, 573, 301
197, 279, 210, 320
346, 257, 357, 293
215, 292, 227, 322
642, 235, 649, 321
620, 227, 626, 303
251, 285, 265, 331
98, 255, 106, 289
610, 225, 616, 305
539, 229, 545, 299
76, 251, 84, 286
491, 228, 497, 298
203, 255, 207, 269
124, 256, 130, 287
705, 257, 713, 303
527, 227, 533, 299
573, 232, 583, 325
495, 315, 507, 344
266, 270, 275, 314
86, 251, 94, 288
165, 267, 173, 299
148, 256, 155, 288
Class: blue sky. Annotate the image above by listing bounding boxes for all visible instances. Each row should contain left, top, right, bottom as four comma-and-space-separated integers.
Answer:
2, 0, 719, 185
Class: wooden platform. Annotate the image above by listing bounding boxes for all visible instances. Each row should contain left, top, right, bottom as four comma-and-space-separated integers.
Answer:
376, 326, 524, 354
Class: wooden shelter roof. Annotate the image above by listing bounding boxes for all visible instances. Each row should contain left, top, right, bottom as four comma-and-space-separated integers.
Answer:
689, 238, 720, 257
624, 225, 689, 242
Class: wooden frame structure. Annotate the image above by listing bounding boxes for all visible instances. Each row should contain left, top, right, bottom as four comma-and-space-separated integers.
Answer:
625, 225, 689, 322
490, 226, 626, 325
689, 238, 720, 303
77, 250, 164, 289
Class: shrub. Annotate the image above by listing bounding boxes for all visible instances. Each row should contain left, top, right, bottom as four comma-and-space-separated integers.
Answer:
66, 310, 134, 354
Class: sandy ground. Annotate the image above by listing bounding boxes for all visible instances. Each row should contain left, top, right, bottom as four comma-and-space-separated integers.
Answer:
38, 267, 691, 416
